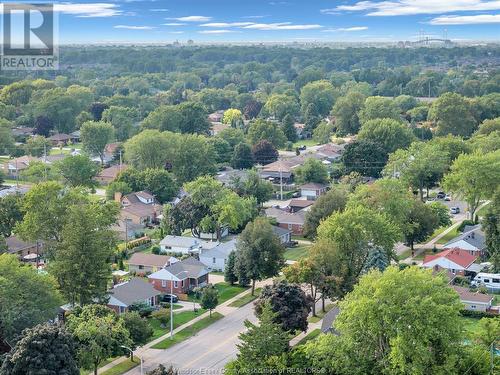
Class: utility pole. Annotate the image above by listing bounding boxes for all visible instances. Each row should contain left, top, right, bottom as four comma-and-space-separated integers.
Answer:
279, 164, 283, 201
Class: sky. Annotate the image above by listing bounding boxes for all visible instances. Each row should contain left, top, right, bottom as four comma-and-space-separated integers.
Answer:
5, 1, 500, 44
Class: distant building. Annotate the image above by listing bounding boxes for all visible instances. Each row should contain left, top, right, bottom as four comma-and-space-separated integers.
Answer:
265, 207, 306, 235
443, 225, 487, 258
300, 183, 328, 200
119, 191, 163, 226
422, 248, 480, 276
107, 278, 161, 314
127, 253, 178, 274
96, 164, 128, 184
452, 286, 494, 312
288, 199, 314, 213
199, 239, 238, 272
159, 235, 219, 254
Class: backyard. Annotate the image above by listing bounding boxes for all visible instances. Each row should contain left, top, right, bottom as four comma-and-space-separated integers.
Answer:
284, 245, 310, 261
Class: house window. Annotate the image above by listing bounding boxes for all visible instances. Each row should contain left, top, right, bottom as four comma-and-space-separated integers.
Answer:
174, 281, 178, 288
213, 257, 216, 264
119, 306, 125, 314
161, 280, 166, 287
288, 224, 292, 230
181, 280, 185, 287
471, 305, 476, 309
484, 279, 490, 283
493, 279, 499, 283
139, 265, 144, 270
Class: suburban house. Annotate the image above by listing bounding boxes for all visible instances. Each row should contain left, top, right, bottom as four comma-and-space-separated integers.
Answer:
96, 164, 128, 184
5, 236, 40, 258
288, 199, 314, 213
265, 207, 306, 235
11, 127, 35, 140
48, 133, 75, 146
314, 143, 344, 161
422, 248, 480, 276
443, 225, 487, 257
2, 156, 36, 177
209, 122, 230, 136
452, 286, 494, 312
119, 191, 163, 226
260, 157, 307, 184
208, 110, 224, 123
300, 183, 328, 200
159, 235, 219, 254
272, 226, 292, 244
107, 278, 161, 314
148, 257, 210, 298
199, 239, 238, 271
128, 253, 178, 274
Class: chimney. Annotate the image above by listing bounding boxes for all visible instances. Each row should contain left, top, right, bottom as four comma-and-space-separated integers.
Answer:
114, 191, 122, 203
471, 232, 475, 239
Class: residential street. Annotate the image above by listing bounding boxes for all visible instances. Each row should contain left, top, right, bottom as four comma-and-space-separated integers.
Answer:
125, 301, 257, 374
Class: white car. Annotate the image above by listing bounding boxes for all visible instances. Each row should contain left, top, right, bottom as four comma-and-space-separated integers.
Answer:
450, 207, 460, 214
444, 194, 451, 201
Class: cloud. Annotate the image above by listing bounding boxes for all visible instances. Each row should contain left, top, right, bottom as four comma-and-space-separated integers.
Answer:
324, 26, 369, 32
429, 14, 500, 24
243, 22, 323, 30
169, 31, 184, 34
241, 15, 268, 19
162, 23, 186, 26
198, 29, 236, 34
114, 25, 155, 30
171, 15, 212, 22
323, 0, 500, 16
53, 3, 121, 17
200, 22, 255, 27
150, 9, 169, 12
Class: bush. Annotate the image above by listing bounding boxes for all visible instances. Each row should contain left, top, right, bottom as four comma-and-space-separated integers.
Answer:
457, 220, 475, 232
151, 246, 161, 255
460, 309, 497, 318
151, 308, 170, 326
129, 302, 155, 318
453, 275, 470, 286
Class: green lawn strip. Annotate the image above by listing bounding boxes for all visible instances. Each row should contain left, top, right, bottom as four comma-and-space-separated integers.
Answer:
290, 139, 318, 149
100, 358, 139, 375
475, 203, 490, 218
429, 226, 449, 241
461, 317, 481, 336
228, 288, 262, 308
397, 249, 412, 261
436, 226, 460, 244
412, 248, 435, 261
148, 308, 206, 341
152, 312, 223, 350
284, 245, 310, 261
214, 282, 249, 304
296, 329, 321, 346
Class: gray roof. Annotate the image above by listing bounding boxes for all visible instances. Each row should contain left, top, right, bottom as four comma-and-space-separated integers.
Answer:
271, 226, 292, 237
109, 277, 160, 306
148, 257, 209, 280
265, 208, 306, 225
159, 235, 218, 250
320, 306, 340, 335
6, 236, 35, 253
444, 225, 486, 251
201, 239, 237, 259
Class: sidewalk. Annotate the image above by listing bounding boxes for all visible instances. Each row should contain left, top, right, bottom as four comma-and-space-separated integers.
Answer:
96, 279, 271, 374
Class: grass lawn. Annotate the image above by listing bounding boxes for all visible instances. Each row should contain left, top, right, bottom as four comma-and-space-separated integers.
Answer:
436, 226, 460, 244
100, 358, 139, 375
475, 203, 490, 218
397, 249, 412, 261
461, 317, 482, 336
429, 226, 449, 241
308, 303, 334, 323
49, 147, 71, 156
148, 308, 206, 341
284, 245, 310, 261
289, 139, 318, 149
228, 288, 262, 308
296, 329, 321, 346
413, 248, 435, 261
214, 282, 249, 304
152, 312, 223, 350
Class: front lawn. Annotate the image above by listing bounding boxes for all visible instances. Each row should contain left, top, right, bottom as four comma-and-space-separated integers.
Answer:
152, 312, 223, 350
100, 358, 139, 375
397, 249, 412, 261
228, 288, 262, 308
296, 329, 321, 346
148, 308, 206, 341
436, 226, 460, 244
413, 248, 436, 261
284, 245, 310, 261
308, 303, 334, 323
214, 282, 249, 304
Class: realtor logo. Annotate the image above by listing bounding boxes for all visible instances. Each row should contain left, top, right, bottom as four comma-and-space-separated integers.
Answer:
1, 3, 59, 70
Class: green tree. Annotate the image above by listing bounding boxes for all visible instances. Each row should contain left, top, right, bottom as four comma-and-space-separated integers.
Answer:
23, 135, 52, 157
231, 142, 254, 169
222, 108, 243, 126
428, 92, 477, 136
235, 218, 285, 295
247, 119, 287, 148
255, 280, 312, 332
200, 285, 219, 317
0, 194, 23, 238
208, 137, 232, 164
124, 130, 170, 170
137, 168, 178, 204
394, 95, 418, 112
483, 189, 500, 271
106, 181, 132, 201
303, 267, 464, 375
48, 201, 119, 305
231, 169, 273, 205
66, 305, 131, 375
357, 118, 415, 155
19, 161, 58, 183
312, 121, 334, 144
300, 80, 337, 117
362, 246, 389, 273
0, 323, 79, 375
359, 96, 401, 125
281, 114, 297, 142
102, 106, 138, 141
224, 251, 238, 285
0, 119, 15, 156
403, 200, 441, 250
263, 94, 299, 121
294, 158, 328, 184
0, 254, 61, 343
443, 151, 500, 220
55, 155, 99, 188
122, 311, 153, 355
331, 91, 365, 135
141, 105, 183, 133
80, 121, 114, 165
217, 128, 246, 151
476, 117, 500, 136
341, 140, 388, 177
227, 303, 290, 372
303, 185, 349, 238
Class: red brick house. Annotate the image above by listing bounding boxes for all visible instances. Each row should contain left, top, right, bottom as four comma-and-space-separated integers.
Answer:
96, 164, 128, 184
265, 207, 306, 235
148, 257, 209, 298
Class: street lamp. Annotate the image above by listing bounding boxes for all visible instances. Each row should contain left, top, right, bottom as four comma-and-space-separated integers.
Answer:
170, 270, 188, 340
120, 345, 143, 375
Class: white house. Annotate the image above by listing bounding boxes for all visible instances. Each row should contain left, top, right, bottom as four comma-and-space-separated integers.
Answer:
271, 226, 292, 245
422, 248, 479, 276
159, 235, 219, 254
199, 239, 238, 271
452, 286, 494, 312
300, 183, 328, 201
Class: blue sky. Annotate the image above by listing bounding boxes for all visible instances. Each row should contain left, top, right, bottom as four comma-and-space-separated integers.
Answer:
8, 1, 500, 43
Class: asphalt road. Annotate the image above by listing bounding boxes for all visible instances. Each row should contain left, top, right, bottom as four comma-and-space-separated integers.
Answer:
125, 302, 257, 375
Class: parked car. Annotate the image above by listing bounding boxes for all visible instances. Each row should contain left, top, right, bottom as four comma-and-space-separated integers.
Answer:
292, 192, 300, 198
444, 194, 452, 201
160, 294, 179, 303
298, 145, 307, 151
436, 192, 446, 199
450, 207, 460, 214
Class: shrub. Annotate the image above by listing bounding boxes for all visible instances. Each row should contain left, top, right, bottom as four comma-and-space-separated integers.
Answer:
457, 220, 475, 232
460, 309, 497, 318
129, 302, 155, 318
151, 246, 161, 255
151, 308, 170, 326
